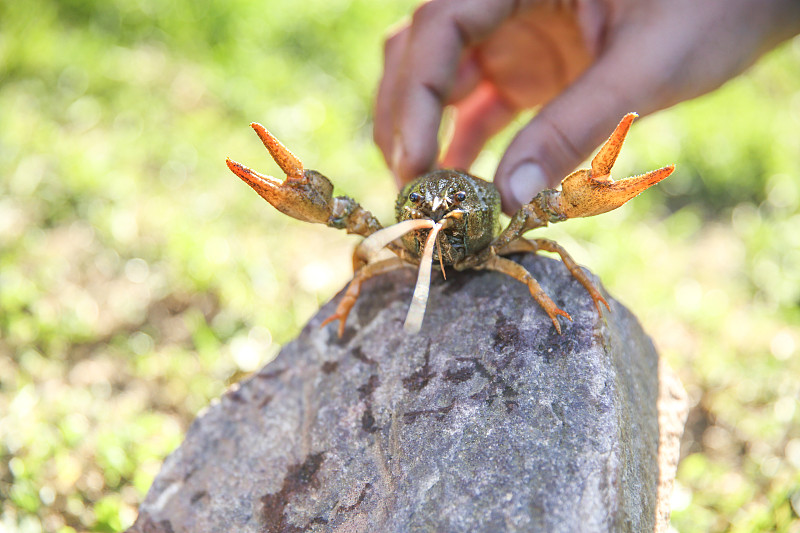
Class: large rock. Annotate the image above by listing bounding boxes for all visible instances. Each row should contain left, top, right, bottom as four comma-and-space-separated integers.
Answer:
129, 254, 687, 533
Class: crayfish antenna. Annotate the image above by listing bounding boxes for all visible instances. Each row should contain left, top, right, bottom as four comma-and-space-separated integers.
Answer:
436, 232, 446, 280
359, 219, 435, 262
404, 221, 446, 333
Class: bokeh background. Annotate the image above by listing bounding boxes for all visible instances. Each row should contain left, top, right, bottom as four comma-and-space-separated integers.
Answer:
2, 0, 799, 531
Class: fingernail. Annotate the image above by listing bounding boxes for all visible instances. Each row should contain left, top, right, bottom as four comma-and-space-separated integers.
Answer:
508, 162, 547, 206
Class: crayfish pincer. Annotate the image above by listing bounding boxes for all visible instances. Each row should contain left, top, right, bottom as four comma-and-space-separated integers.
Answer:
226, 113, 674, 336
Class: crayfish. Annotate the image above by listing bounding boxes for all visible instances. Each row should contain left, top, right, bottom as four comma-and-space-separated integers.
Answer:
226, 113, 674, 336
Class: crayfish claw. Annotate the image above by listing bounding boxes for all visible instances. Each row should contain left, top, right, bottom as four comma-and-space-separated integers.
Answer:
226, 157, 282, 192
249, 122, 304, 181
555, 114, 675, 219
591, 112, 637, 179
227, 126, 336, 225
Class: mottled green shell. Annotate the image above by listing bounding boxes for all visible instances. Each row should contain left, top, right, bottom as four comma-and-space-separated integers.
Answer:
395, 169, 501, 265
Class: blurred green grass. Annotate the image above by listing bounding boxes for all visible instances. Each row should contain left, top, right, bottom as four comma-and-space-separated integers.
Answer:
1, 1, 799, 531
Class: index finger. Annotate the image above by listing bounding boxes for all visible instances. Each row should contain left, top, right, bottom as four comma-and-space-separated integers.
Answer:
383, 0, 525, 185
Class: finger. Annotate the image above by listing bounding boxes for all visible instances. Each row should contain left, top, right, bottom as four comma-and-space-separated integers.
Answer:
379, 39, 483, 178
441, 81, 517, 170
494, 27, 679, 214
390, 0, 521, 185
445, 50, 482, 106
374, 27, 410, 168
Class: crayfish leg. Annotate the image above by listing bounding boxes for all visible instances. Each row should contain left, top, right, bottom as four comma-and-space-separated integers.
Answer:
321, 257, 409, 338
500, 239, 610, 315
480, 255, 571, 334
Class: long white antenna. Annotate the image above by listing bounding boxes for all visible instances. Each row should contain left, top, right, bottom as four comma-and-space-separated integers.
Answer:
404, 221, 445, 333
359, 219, 434, 262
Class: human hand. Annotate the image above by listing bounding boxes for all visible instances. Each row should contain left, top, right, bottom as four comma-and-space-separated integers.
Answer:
374, 0, 800, 214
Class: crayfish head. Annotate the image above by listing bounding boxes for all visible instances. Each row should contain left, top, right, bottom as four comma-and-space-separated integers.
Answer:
395, 169, 501, 264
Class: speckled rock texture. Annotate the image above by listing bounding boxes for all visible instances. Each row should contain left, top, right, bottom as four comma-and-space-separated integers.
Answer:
129, 254, 687, 533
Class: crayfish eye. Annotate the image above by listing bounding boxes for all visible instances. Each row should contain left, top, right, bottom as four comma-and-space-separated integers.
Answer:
408, 191, 422, 203
453, 191, 467, 203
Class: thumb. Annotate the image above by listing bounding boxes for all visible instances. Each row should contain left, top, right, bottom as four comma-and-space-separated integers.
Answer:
494, 31, 673, 214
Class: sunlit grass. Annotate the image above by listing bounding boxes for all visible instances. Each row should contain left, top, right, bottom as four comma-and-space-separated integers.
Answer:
1, 1, 799, 531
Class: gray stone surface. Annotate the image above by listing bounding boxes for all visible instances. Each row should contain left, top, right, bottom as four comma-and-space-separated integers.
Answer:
129, 254, 686, 533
